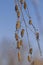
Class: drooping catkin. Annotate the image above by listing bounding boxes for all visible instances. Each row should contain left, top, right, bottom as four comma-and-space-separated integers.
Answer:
17, 11, 20, 18
16, 20, 20, 30
24, 1, 27, 9
29, 20, 32, 25
15, 4, 18, 12
20, 40, 23, 47
21, 29, 24, 37
28, 55, 31, 62
18, 51, 21, 61
36, 32, 39, 40
29, 48, 32, 54
17, 41, 21, 49
15, 33, 18, 41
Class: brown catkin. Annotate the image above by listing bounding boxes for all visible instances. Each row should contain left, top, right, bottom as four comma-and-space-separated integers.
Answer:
18, 51, 21, 61
17, 41, 21, 49
21, 29, 24, 37
15, 33, 18, 41
24, 1, 27, 9
28, 55, 31, 62
36, 32, 39, 40
29, 20, 32, 25
29, 48, 32, 54
15, 4, 18, 12
16, 20, 20, 30
17, 11, 20, 18
20, 40, 23, 46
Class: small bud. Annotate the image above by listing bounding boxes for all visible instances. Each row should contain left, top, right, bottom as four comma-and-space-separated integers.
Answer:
17, 11, 20, 18
15, 33, 18, 41
18, 51, 21, 61
28, 55, 31, 62
16, 20, 20, 30
29, 20, 32, 25
24, 1, 27, 9
17, 41, 21, 49
21, 29, 25, 37
20, 40, 23, 46
36, 32, 39, 40
29, 48, 32, 54
15, 4, 18, 12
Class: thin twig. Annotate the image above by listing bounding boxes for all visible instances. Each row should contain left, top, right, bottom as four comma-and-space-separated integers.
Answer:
37, 39, 42, 56
18, 0, 31, 48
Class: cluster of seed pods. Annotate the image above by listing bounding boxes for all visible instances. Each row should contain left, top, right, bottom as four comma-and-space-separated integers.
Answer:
14, 0, 42, 63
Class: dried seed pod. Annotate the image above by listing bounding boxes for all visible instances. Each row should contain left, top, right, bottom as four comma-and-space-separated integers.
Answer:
28, 55, 31, 62
18, 51, 21, 61
20, 0, 24, 4
24, 1, 27, 9
36, 32, 39, 40
17, 11, 20, 18
29, 48, 32, 54
16, 20, 20, 30
29, 20, 32, 25
17, 41, 21, 49
15, 33, 18, 41
20, 40, 23, 46
15, 4, 18, 12
21, 29, 24, 37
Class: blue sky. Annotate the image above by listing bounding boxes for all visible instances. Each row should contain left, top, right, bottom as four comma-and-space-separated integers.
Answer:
0, 0, 43, 55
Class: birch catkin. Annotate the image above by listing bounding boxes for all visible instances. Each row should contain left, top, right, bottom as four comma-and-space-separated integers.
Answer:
17, 41, 21, 49
21, 29, 24, 37
15, 4, 18, 12
24, 1, 27, 9
16, 20, 20, 30
18, 51, 21, 61
15, 33, 18, 41
29, 48, 32, 54
17, 11, 20, 18
29, 20, 32, 25
36, 32, 39, 40
28, 55, 31, 62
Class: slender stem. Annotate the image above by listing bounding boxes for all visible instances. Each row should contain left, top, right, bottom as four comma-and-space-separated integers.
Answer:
26, 25, 35, 34
32, 24, 37, 32
17, 0, 31, 48
37, 39, 42, 56
21, 7, 30, 48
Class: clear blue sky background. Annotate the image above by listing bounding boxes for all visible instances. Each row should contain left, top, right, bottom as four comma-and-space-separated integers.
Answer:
0, 0, 43, 55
